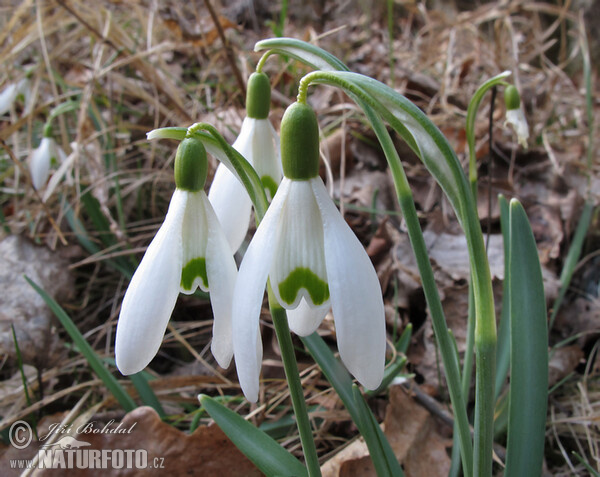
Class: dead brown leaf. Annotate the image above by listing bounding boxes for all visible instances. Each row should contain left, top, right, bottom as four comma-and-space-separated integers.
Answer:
322, 386, 451, 477
0, 407, 261, 476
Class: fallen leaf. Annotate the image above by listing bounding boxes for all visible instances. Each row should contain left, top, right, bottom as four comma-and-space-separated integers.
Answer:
322, 386, 451, 477
0, 406, 261, 476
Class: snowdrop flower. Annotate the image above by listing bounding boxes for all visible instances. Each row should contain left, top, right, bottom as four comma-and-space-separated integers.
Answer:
116, 136, 237, 375
504, 85, 529, 149
0, 78, 30, 116
209, 72, 281, 253
28, 125, 67, 191
233, 102, 386, 402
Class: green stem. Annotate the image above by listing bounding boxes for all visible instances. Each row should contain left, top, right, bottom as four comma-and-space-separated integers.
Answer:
465, 71, 511, 188
368, 112, 474, 477
256, 51, 275, 74
268, 286, 321, 477
312, 69, 496, 476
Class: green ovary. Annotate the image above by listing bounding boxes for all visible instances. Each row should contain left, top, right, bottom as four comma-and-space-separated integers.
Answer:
181, 257, 208, 291
278, 267, 329, 306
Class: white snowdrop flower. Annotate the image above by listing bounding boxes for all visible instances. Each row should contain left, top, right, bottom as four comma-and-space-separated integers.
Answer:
0, 78, 30, 116
28, 133, 67, 191
504, 85, 529, 149
209, 72, 281, 253
233, 102, 386, 402
116, 137, 237, 375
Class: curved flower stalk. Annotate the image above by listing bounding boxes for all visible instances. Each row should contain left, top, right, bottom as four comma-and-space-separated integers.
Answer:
116, 136, 237, 375
0, 78, 30, 116
233, 102, 386, 402
28, 125, 67, 191
208, 72, 282, 253
504, 85, 529, 149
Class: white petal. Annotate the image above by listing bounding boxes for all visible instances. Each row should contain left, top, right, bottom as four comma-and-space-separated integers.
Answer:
115, 189, 186, 375
251, 118, 282, 198
29, 138, 53, 190
233, 178, 291, 402
202, 193, 237, 368
505, 108, 529, 148
286, 298, 330, 336
0, 83, 18, 116
180, 191, 209, 293
311, 177, 386, 390
208, 162, 252, 253
269, 180, 328, 310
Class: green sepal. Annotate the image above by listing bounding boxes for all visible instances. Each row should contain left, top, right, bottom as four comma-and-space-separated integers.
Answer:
246, 72, 271, 119
278, 267, 329, 306
504, 85, 521, 111
174, 137, 208, 192
281, 102, 319, 180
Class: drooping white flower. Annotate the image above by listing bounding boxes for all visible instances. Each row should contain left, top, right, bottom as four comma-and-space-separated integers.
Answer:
0, 78, 30, 116
208, 72, 281, 253
233, 102, 386, 402
504, 84, 529, 149
116, 137, 237, 375
28, 136, 67, 191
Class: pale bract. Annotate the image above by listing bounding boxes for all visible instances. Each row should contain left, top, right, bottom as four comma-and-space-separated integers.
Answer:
116, 188, 237, 375
505, 107, 529, 149
28, 137, 67, 191
233, 176, 386, 402
208, 117, 281, 253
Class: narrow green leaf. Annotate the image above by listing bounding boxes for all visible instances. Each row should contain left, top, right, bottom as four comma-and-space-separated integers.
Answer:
255, 37, 348, 72
352, 386, 404, 477
550, 201, 594, 329
102, 357, 165, 417
302, 335, 404, 476
128, 373, 165, 418
198, 394, 308, 477
395, 323, 412, 355
505, 200, 548, 477
495, 194, 511, 399
25, 276, 136, 412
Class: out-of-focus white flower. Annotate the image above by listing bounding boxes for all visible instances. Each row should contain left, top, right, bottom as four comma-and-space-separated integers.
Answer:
232, 103, 386, 402
504, 85, 529, 149
0, 78, 30, 116
208, 72, 281, 253
115, 137, 237, 375
28, 136, 67, 190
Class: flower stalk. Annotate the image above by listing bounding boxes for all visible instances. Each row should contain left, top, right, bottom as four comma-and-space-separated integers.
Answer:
268, 285, 321, 477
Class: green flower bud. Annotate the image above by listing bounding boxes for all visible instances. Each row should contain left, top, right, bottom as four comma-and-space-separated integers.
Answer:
174, 137, 208, 191
281, 102, 319, 180
504, 85, 521, 111
246, 72, 271, 120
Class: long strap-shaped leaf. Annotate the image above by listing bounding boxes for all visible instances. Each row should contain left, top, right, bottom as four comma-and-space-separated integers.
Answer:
198, 394, 308, 477
505, 200, 548, 476
25, 276, 137, 412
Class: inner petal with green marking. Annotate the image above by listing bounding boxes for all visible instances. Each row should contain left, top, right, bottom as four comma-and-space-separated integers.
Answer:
278, 267, 330, 306
181, 257, 208, 292
261, 175, 278, 201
